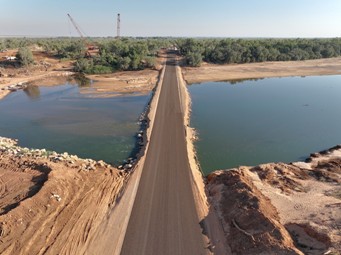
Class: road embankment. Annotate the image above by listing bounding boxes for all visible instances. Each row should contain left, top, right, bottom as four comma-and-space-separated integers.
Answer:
84, 65, 166, 255
182, 57, 341, 84
176, 66, 231, 254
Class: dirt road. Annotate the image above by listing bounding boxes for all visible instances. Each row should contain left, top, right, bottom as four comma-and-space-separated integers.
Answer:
121, 60, 209, 255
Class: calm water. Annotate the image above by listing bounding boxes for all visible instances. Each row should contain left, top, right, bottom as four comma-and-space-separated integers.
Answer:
189, 75, 341, 174
0, 83, 151, 165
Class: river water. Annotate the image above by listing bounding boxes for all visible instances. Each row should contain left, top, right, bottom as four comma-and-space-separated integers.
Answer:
0, 83, 151, 165
189, 75, 341, 174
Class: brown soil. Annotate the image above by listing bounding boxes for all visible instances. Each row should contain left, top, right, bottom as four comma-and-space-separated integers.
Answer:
0, 147, 127, 254
85, 69, 160, 97
207, 170, 302, 255
207, 146, 341, 255
182, 57, 341, 84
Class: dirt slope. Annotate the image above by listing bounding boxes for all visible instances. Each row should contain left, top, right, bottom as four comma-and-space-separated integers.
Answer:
0, 137, 128, 255
207, 146, 341, 255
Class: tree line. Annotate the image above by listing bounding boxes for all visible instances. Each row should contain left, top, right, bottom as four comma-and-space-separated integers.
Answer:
176, 38, 341, 67
2, 37, 341, 70
0, 37, 172, 72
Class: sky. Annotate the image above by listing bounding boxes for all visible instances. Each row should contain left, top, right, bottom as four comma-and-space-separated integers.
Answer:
0, 0, 340, 38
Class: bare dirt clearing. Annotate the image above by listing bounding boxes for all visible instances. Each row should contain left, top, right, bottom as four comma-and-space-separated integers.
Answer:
182, 57, 341, 84
84, 69, 160, 97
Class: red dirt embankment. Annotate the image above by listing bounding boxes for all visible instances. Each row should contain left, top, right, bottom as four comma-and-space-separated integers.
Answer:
0, 137, 128, 254
207, 146, 341, 255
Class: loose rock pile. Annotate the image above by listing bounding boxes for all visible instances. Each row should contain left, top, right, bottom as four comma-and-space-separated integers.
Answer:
0, 82, 28, 92
0, 136, 112, 171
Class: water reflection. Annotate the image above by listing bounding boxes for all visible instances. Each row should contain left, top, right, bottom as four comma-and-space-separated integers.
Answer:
23, 85, 40, 100
73, 73, 91, 87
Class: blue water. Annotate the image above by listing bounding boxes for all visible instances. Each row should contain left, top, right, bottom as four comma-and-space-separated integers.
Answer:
0, 83, 151, 165
189, 75, 341, 174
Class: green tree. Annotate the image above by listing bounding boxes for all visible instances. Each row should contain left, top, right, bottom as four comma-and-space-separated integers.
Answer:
186, 51, 202, 67
16, 47, 34, 66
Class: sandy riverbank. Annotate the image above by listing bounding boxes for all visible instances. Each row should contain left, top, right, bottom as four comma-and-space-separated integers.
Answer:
84, 69, 160, 97
182, 57, 341, 84
0, 69, 160, 100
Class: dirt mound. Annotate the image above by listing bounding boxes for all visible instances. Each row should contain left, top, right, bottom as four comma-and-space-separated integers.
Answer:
0, 138, 128, 255
207, 146, 341, 254
207, 169, 302, 255
0, 158, 50, 215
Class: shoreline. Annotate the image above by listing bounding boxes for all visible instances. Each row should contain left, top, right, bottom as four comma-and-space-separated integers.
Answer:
0, 69, 159, 101
182, 57, 341, 84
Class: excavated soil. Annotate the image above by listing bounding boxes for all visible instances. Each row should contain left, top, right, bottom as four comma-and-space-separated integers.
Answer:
0, 140, 128, 255
207, 146, 341, 255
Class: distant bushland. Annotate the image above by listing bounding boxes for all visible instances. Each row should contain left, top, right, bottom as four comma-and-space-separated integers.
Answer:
176, 38, 341, 67
0, 37, 172, 74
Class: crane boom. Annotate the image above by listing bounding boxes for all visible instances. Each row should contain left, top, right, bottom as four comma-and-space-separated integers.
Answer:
66, 13, 99, 57
67, 13, 85, 39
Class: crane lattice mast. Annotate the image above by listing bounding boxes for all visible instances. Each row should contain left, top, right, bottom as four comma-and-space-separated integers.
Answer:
67, 14, 85, 39
117, 13, 121, 39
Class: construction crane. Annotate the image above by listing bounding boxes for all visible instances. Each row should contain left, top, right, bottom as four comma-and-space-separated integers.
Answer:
67, 13, 98, 56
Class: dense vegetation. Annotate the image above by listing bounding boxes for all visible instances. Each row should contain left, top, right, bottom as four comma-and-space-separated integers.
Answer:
0, 37, 172, 73
74, 38, 170, 74
176, 38, 341, 67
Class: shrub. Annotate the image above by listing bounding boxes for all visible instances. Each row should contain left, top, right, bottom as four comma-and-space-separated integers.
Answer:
16, 47, 34, 66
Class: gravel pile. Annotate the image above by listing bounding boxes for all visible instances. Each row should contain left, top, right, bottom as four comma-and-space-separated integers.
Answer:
0, 136, 111, 171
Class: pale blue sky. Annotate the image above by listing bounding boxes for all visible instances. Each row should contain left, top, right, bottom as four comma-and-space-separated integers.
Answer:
0, 0, 340, 37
